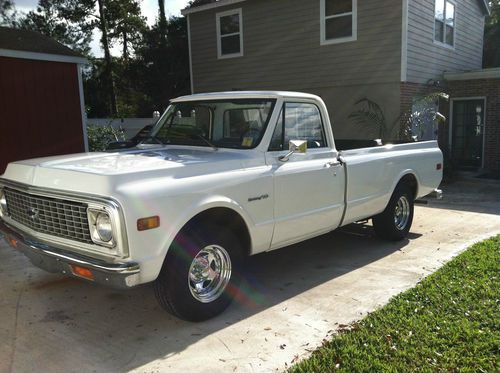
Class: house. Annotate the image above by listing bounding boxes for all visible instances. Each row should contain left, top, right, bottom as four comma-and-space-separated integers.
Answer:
0, 27, 88, 174
182, 0, 499, 174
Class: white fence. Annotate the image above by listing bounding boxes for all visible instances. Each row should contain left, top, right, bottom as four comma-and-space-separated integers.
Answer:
87, 118, 157, 140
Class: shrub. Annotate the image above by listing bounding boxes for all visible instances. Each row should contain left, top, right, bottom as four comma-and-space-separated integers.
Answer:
86, 124, 125, 152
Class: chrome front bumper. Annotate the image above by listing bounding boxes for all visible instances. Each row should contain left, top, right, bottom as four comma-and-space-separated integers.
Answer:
0, 220, 140, 289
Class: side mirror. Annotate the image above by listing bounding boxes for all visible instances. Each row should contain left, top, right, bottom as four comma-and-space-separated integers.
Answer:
279, 140, 307, 162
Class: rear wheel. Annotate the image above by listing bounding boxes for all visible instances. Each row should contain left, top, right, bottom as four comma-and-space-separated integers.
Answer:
154, 224, 242, 321
373, 184, 414, 241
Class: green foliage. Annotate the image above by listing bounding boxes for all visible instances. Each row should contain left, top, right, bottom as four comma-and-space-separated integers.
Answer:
484, 1, 500, 67
105, 0, 147, 60
187, 0, 217, 8
15, 0, 94, 56
86, 124, 125, 152
400, 92, 449, 141
0, 0, 15, 26
349, 98, 388, 139
349, 93, 449, 141
292, 235, 500, 372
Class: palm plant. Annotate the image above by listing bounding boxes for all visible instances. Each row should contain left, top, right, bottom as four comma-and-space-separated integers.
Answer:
349, 92, 449, 141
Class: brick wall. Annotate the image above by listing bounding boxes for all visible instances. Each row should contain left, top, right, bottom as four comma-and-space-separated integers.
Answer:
447, 78, 500, 173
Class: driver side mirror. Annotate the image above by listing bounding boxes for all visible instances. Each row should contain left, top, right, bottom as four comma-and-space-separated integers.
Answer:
279, 140, 307, 162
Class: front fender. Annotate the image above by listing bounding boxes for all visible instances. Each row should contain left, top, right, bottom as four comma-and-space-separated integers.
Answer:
136, 195, 256, 283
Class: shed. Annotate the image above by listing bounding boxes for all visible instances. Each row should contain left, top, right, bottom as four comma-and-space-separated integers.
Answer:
0, 27, 88, 174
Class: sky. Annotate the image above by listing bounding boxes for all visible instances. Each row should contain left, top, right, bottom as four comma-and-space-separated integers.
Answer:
12, 0, 191, 56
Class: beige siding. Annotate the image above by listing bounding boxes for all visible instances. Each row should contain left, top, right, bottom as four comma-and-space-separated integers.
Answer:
313, 83, 403, 140
407, 0, 485, 84
189, 0, 403, 93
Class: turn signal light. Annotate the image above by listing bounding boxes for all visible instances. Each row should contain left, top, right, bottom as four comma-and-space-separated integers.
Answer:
8, 237, 18, 249
137, 216, 160, 231
70, 265, 94, 280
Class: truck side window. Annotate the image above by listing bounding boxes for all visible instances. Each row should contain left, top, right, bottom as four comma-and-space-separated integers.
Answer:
269, 108, 284, 151
269, 103, 326, 151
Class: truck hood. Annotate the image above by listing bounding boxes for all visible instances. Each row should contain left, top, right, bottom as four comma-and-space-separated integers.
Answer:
1, 146, 262, 195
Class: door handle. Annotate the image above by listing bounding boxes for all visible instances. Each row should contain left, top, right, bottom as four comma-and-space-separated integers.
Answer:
325, 161, 341, 168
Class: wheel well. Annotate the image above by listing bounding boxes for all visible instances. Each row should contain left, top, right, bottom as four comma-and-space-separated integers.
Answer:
398, 174, 418, 200
183, 208, 251, 257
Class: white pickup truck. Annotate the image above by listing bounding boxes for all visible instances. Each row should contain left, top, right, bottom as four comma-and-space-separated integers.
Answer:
0, 91, 442, 321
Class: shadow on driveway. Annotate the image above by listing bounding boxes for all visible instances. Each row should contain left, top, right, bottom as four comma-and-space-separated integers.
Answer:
1, 224, 412, 372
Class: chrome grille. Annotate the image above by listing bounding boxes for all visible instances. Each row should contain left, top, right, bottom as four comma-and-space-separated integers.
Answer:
4, 188, 93, 244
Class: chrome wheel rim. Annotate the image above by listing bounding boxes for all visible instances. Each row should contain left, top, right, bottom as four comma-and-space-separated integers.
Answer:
394, 195, 411, 230
188, 245, 232, 303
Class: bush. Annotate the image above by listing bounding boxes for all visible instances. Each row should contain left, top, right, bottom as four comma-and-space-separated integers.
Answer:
86, 124, 125, 152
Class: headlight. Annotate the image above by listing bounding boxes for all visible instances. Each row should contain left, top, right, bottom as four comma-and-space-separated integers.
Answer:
96, 212, 113, 242
0, 189, 7, 217
87, 208, 115, 248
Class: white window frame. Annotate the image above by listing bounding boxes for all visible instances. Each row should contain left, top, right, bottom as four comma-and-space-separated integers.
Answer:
216, 8, 243, 59
433, 0, 456, 49
320, 0, 357, 45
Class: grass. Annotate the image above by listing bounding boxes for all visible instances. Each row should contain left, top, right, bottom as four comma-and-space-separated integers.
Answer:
291, 236, 500, 372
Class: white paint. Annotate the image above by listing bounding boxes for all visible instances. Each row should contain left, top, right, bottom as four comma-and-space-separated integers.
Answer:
432, 0, 457, 50
77, 65, 89, 152
216, 8, 244, 59
0, 91, 443, 285
320, 0, 357, 46
181, 0, 246, 15
187, 14, 195, 93
444, 67, 500, 80
401, 0, 408, 82
0, 48, 87, 64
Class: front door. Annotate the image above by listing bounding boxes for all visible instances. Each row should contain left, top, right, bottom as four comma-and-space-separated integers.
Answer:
451, 99, 485, 169
266, 102, 345, 248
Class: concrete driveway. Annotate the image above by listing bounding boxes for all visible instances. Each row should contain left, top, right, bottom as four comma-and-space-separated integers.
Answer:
1, 178, 499, 373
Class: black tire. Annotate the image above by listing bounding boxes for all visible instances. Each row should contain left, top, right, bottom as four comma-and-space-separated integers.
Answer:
154, 223, 243, 321
373, 183, 414, 241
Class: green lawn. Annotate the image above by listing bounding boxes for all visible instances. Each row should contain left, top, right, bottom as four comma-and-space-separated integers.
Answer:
292, 236, 500, 372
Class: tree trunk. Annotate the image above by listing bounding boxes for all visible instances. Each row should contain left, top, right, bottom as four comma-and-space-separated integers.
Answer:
158, 0, 167, 44
97, 0, 118, 116
122, 30, 128, 61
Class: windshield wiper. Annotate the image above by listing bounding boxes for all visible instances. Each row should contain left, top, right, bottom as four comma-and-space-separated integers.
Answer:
189, 133, 218, 151
138, 135, 166, 146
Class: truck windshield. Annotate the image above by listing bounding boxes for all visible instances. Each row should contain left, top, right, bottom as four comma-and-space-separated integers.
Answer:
149, 99, 276, 149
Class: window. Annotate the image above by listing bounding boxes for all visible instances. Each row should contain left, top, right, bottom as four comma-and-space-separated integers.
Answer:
151, 99, 275, 149
216, 9, 243, 58
434, 0, 455, 46
223, 108, 267, 141
320, 0, 357, 45
270, 103, 327, 151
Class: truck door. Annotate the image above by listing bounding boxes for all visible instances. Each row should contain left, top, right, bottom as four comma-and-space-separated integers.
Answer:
266, 102, 345, 248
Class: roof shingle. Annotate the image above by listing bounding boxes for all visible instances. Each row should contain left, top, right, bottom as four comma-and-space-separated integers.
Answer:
0, 27, 83, 58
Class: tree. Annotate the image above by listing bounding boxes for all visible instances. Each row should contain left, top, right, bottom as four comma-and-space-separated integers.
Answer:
105, 0, 146, 60
0, 0, 16, 26
484, 1, 500, 67
134, 16, 190, 116
187, 0, 217, 8
69, 0, 146, 114
158, 0, 167, 43
16, 0, 93, 55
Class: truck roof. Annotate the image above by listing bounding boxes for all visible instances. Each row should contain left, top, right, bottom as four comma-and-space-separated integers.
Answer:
171, 91, 321, 102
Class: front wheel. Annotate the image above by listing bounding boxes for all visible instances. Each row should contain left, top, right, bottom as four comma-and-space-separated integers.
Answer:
154, 224, 242, 321
372, 184, 414, 241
